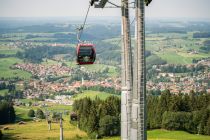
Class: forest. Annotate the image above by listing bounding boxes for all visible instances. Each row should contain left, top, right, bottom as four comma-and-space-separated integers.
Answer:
72, 90, 210, 138
147, 90, 210, 135
72, 96, 121, 138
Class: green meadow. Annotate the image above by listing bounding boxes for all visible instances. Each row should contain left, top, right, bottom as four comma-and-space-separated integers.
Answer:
1, 116, 88, 140
2, 121, 210, 140
105, 130, 210, 140
72, 90, 120, 101
0, 57, 31, 79
0, 89, 9, 96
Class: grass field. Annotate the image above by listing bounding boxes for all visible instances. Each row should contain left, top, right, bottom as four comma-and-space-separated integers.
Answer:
1, 104, 87, 140
156, 50, 191, 64
0, 49, 19, 55
0, 46, 22, 55
155, 50, 210, 64
145, 33, 210, 64
83, 64, 118, 77
1, 117, 88, 140
148, 129, 210, 140
15, 106, 31, 121
0, 89, 9, 96
104, 33, 209, 65
104, 130, 210, 140
102, 38, 121, 46
72, 90, 120, 101
26, 37, 56, 41
2, 124, 210, 140
0, 57, 31, 79
43, 104, 72, 111
14, 104, 72, 120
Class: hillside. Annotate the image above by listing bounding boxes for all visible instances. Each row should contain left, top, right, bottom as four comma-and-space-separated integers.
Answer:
0, 18, 210, 140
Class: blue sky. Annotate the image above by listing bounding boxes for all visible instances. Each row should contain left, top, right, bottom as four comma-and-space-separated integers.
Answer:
0, 0, 210, 19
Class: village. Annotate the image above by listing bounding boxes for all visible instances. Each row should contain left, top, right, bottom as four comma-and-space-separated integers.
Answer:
12, 62, 121, 105
12, 58, 210, 103
147, 59, 210, 94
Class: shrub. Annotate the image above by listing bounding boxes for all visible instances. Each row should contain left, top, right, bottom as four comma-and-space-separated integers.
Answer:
36, 109, 45, 119
28, 109, 35, 117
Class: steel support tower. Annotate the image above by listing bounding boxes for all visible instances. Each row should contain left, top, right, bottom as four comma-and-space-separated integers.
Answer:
131, 0, 147, 140
93, 0, 146, 139
121, 0, 133, 140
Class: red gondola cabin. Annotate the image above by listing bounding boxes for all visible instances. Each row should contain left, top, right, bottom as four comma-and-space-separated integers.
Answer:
76, 43, 96, 65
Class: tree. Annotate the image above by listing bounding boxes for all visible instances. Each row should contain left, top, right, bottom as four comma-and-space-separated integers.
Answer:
7, 83, 15, 92
36, 109, 45, 119
28, 109, 35, 117
180, 94, 191, 112
0, 101, 16, 124
86, 104, 98, 134
159, 89, 171, 112
99, 115, 120, 137
206, 116, 210, 135
198, 109, 209, 135
169, 94, 181, 112
161, 111, 192, 131
28, 101, 32, 106
100, 96, 120, 117
0, 82, 6, 90
147, 96, 161, 129
189, 90, 197, 111
155, 89, 171, 127
162, 111, 179, 130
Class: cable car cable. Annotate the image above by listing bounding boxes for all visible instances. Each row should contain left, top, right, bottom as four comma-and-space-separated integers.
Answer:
77, 4, 91, 42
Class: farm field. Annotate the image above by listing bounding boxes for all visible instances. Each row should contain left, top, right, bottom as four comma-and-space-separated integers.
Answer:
103, 32, 210, 65
72, 90, 120, 100
0, 57, 31, 79
82, 64, 118, 77
0, 45, 31, 79
0, 48, 21, 55
155, 48, 210, 64
146, 33, 210, 64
